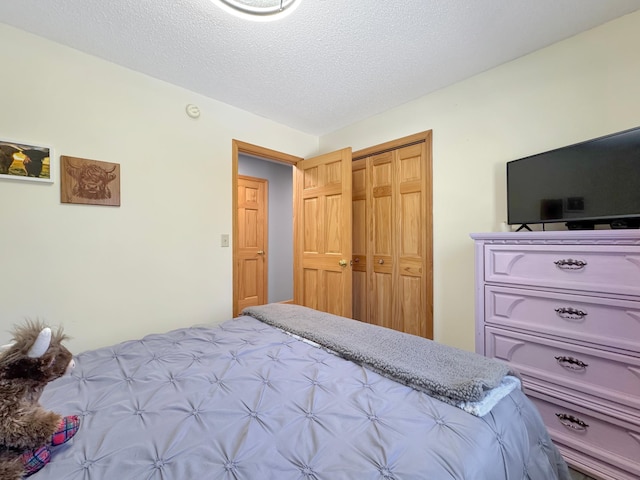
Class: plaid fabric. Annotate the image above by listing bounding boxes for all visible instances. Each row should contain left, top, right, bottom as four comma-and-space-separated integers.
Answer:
21, 446, 51, 476
50, 415, 80, 446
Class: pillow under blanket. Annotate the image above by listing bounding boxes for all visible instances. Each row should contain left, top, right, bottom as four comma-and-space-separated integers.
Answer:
241, 304, 518, 406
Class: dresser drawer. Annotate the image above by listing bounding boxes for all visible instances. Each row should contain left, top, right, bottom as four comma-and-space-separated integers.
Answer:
484, 244, 640, 296
485, 285, 640, 353
486, 327, 640, 412
527, 392, 640, 480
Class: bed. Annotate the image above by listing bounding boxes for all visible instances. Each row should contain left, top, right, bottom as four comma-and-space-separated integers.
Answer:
35, 304, 570, 479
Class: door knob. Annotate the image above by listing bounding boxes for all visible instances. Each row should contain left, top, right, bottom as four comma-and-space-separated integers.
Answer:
257, 250, 265, 255
338, 259, 348, 267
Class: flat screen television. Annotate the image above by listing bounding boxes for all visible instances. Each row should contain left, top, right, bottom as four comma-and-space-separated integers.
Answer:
507, 126, 640, 230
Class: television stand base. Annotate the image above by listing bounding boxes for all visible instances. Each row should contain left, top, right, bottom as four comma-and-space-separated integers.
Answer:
565, 221, 596, 230
610, 219, 640, 229
515, 224, 532, 232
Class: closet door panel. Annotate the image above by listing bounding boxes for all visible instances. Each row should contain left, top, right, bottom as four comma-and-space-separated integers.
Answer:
370, 152, 394, 329
372, 271, 393, 327
353, 270, 367, 322
395, 144, 427, 336
398, 144, 422, 182
352, 159, 367, 322
371, 153, 393, 257
399, 191, 422, 255
352, 198, 366, 262
399, 274, 424, 336
373, 195, 392, 256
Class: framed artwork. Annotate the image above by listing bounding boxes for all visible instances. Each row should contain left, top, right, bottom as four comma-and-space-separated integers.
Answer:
60, 156, 121, 206
0, 138, 53, 183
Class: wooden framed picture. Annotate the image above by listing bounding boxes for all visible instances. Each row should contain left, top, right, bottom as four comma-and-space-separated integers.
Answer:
0, 138, 53, 183
60, 156, 121, 206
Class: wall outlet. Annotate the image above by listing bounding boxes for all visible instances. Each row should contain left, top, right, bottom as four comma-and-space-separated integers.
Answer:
221, 234, 229, 247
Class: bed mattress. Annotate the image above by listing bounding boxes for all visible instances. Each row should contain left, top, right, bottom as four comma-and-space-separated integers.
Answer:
35, 315, 570, 479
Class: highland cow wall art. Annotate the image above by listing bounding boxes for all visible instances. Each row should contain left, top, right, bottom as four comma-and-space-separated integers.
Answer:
60, 156, 121, 206
0, 138, 53, 183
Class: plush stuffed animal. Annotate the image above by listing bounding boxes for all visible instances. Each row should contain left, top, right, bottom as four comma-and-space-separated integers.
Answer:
0, 321, 79, 479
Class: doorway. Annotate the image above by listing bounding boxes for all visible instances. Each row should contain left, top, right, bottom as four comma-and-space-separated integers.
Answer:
232, 141, 301, 316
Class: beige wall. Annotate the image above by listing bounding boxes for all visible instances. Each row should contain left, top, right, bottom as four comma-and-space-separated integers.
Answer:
320, 11, 640, 351
2, 10, 640, 355
0, 24, 317, 353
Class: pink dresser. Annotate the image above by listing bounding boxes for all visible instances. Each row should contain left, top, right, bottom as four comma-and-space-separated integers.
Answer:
471, 231, 640, 480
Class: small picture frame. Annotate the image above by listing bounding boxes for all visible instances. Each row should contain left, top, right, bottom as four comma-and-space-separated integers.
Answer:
60, 156, 121, 206
0, 138, 53, 183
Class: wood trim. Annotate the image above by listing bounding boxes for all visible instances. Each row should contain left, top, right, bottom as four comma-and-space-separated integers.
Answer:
293, 164, 301, 306
232, 141, 239, 316
352, 130, 432, 160
422, 138, 434, 339
234, 140, 303, 165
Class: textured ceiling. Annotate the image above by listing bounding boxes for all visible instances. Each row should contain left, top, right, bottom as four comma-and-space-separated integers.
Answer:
1, 0, 639, 135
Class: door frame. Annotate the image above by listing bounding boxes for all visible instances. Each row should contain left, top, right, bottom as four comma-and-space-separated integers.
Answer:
232, 140, 302, 316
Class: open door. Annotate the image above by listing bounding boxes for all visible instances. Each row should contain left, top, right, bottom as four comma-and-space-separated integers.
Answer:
293, 148, 353, 318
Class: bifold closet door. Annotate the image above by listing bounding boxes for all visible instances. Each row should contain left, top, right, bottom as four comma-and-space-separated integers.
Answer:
359, 141, 431, 338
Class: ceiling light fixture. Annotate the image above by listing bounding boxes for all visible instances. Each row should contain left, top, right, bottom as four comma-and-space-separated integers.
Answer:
215, 0, 300, 20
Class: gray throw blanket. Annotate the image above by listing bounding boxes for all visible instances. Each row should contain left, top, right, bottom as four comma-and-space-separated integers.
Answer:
242, 304, 514, 405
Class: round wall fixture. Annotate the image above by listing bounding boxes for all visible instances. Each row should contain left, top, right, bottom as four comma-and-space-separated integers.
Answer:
216, 0, 300, 18
185, 104, 201, 119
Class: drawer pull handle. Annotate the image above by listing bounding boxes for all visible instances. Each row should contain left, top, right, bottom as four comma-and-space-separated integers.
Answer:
555, 413, 589, 431
554, 258, 587, 270
555, 307, 588, 319
555, 356, 588, 371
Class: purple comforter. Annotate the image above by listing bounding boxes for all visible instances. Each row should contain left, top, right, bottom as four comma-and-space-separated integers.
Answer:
36, 315, 570, 479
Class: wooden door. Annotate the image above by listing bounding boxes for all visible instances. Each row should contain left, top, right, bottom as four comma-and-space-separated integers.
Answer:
369, 151, 394, 329
294, 148, 353, 318
353, 131, 433, 339
395, 142, 430, 338
235, 175, 268, 315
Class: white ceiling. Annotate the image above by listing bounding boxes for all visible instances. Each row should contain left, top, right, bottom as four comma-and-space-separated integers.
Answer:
2, 0, 639, 135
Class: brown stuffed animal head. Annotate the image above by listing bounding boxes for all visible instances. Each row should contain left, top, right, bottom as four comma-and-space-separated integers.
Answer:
0, 320, 74, 386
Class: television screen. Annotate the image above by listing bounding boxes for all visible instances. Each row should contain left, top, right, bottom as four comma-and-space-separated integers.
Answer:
507, 126, 640, 229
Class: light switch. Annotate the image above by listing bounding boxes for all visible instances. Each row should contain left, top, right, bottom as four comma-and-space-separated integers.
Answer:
221, 234, 230, 247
